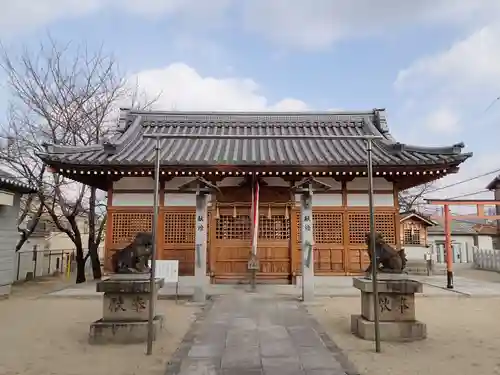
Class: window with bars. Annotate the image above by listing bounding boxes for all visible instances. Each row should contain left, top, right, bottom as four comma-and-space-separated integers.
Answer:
403, 228, 422, 245
111, 212, 152, 244
259, 215, 290, 240
216, 215, 251, 240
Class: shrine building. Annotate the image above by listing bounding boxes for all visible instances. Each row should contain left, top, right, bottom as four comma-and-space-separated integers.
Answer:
39, 108, 470, 284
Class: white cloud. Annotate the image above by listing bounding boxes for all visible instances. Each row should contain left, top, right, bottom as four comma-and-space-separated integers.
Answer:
4, 1, 500, 48
0, 0, 232, 37
129, 62, 308, 111
242, 0, 500, 49
395, 25, 500, 96
392, 22, 500, 182
423, 108, 460, 134
0, 0, 102, 37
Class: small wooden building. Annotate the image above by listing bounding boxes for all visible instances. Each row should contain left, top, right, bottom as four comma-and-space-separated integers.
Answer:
39, 109, 470, 283
400, 211, 435, 248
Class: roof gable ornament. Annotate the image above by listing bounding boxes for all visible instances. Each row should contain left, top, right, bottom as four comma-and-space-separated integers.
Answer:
177, 176, 221, 194
291, 177, 332, 194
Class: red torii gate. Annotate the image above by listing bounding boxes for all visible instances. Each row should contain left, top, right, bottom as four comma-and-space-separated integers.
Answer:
425, 199, 500, 289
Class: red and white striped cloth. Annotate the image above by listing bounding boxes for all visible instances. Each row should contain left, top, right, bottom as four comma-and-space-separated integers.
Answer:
251, 177, 260, 256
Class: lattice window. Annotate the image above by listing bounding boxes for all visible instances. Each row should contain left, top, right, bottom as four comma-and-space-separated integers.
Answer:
295, 212, 343, 244
348, 212, 396, 244
313, 213, 343, 244
403, 228, 422, 245
164, 212, 196, 244
259, 215, 290, 240
111, 212, 152, 244
216, 215, 251, 240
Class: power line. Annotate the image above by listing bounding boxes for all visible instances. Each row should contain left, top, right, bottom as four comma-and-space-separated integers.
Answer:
484, 96, 500, 113
442, 189, 490, 200
425, 167, 500, 194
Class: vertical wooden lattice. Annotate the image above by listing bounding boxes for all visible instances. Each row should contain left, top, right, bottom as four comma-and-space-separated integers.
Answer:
164, 212, 196, 244
295, 212, 343, 244
216, 215, 251, 240
111, 212, 152, 244
348, 212, 396, 244
313, 212, 343, 244
259, 215, 290, 240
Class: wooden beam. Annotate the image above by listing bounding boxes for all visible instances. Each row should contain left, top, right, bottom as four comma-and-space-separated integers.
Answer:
426, 199, 500, 205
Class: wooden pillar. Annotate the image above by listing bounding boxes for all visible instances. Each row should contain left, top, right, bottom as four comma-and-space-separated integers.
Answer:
157, 181, 165, 261
393, 183, 401, 250
104, 187, 113, 271
290, 206, 299, 281
341, 181, 350, 274
444, 204, 454, 288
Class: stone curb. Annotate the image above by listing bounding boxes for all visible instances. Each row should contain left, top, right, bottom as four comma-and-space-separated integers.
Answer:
164, 297, 215, 375
299, 303, 360, 375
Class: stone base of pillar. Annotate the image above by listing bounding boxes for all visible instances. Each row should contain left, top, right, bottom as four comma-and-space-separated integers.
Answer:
193, 285, 206, 303
350, 314, 426, 342
89, 315, 164, 344
351, 276, 427, 342
88, 274, 165, 345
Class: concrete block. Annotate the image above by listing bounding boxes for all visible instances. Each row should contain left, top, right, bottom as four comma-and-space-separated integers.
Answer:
350, 314, 426, 342
102, 292, 156, 321
89, 314, 164, 344
353, 277, 423, 294
96, 276, 164, 293
361, 291, 416, 322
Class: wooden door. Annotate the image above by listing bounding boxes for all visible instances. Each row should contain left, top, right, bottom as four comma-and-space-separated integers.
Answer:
293, 209, 346, 275
212, 206, 292, 283
161, 208, 196, 276
256, 207, 291, 283
312, 209, 346, 274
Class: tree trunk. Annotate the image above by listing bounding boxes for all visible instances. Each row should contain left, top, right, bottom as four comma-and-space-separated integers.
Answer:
87, 186, 102, 280
16, 233, 28, 252
75, 243, 86, 284
88, 243, 102, 279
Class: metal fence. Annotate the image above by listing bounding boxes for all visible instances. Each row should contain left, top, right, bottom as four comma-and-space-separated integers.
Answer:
14, 248, 95, 281
472, 248, 500, 272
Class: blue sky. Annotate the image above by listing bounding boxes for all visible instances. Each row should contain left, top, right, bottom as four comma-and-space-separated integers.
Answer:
1, 0, 500, 209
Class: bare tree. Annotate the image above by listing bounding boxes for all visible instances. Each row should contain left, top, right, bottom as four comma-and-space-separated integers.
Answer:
398, 182, 436, 213
0, 37, 155, 283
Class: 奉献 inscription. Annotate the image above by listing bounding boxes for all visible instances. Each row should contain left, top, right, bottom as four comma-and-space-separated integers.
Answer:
132, 295, 147, 312
399, 295, 409, 314
379, 296, 391, 313
108, 295, 126, 312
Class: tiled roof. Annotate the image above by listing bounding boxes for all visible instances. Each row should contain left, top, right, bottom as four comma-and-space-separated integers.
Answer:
39, 109, 471, 169
428, 218, 493, 236
486, 175, 500, 190
400, 211, 435, 226
0, 169, 37, 194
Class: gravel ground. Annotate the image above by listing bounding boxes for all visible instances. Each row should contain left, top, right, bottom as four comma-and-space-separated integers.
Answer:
0, 279, 199, 375
310, 295, 500, 375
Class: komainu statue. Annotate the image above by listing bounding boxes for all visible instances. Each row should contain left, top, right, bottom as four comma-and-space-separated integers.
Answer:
364, 232, 407, 274
111, 232, 154, 273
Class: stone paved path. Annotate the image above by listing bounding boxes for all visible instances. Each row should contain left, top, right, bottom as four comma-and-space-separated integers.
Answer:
166, 294, 356, 375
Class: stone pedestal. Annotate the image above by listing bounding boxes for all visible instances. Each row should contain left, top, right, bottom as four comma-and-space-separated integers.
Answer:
351, 276, 427, 342
89, 274, 165, 344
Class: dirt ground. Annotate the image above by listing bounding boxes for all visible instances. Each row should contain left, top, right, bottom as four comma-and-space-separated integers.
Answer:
0, 278, 199, 375
310, 295, 500, 375
455, 267, 500, 283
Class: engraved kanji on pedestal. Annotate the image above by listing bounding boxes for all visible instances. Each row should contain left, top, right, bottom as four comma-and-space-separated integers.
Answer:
89, 274, 165, 344
351, 276, 427, 342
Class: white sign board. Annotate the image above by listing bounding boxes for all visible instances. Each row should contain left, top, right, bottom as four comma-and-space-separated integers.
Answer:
148, 260, 179, 284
